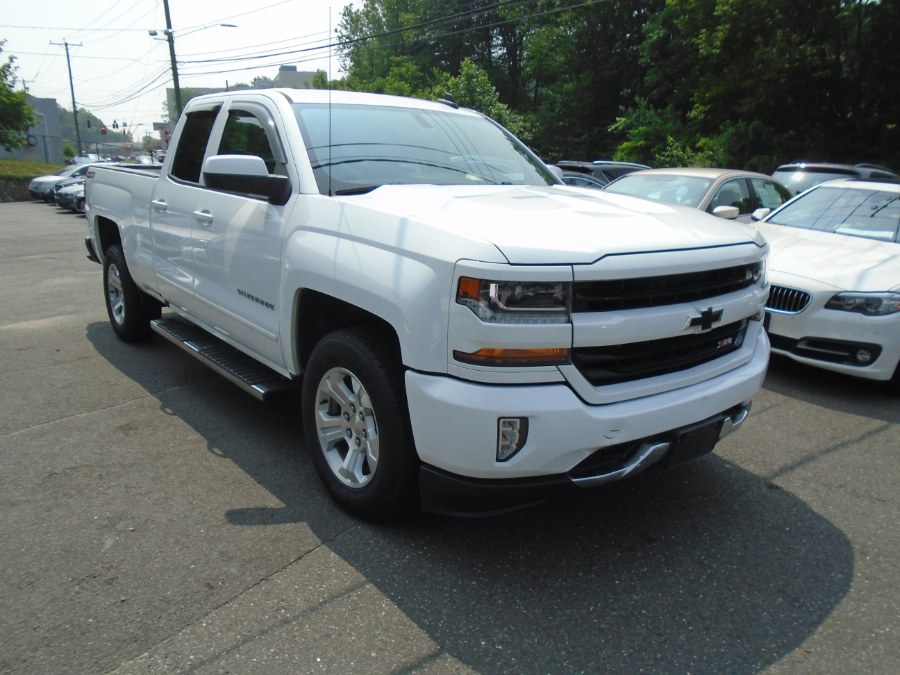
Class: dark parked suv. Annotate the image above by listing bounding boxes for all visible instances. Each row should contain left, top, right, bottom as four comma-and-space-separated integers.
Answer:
556, 160, 650, 186
772, 162, 898, 195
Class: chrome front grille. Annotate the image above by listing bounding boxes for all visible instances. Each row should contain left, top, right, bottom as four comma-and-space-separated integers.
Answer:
766, 285, 811, 313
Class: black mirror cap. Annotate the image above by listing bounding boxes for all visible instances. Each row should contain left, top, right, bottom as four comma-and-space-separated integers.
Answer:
204, 171, 292, 206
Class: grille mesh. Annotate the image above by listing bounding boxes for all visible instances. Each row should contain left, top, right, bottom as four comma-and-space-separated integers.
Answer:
572, 320, 748, 386
573, 263, 761, 312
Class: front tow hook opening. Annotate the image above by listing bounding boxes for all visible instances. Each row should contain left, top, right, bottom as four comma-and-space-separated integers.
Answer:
718, 401, 752, 440
568, 401, 753, 489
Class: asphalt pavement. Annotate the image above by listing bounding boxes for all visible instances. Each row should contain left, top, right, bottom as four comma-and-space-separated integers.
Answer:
1, 201, 897, 674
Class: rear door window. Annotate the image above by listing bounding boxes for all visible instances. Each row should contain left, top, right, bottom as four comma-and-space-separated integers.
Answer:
170, 108, 219, 183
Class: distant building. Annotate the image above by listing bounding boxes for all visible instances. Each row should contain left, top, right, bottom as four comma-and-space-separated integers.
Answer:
162, 67, 317, 123
273, 65, 317, 89
0, 96, 64, 164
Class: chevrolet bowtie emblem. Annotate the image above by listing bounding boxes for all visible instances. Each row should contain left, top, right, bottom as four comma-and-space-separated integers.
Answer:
686, 306, 723, 331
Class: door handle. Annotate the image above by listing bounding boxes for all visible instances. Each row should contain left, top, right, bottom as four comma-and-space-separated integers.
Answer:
151, 199, 167, 211
192, 209, 214, 226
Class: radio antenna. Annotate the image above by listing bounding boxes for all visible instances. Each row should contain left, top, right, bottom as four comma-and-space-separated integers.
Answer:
328, 6, 333, 196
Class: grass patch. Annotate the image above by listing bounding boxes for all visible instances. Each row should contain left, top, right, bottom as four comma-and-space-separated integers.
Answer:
0, 159, 66, 179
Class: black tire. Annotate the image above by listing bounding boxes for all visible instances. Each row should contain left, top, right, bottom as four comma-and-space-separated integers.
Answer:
103, 244, 161, 341
301, 328, 417, 521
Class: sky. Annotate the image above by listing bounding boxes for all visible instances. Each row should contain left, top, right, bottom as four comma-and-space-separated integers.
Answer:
2, 0, 353, 142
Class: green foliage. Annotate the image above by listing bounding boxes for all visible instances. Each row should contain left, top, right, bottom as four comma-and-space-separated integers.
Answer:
429, 59, 526, 137
63, 141, 75, 161
333, 0, 899, 171
619, 0, 900, 171
0, 40, 35, 151
311, 70, 330, 89
0, 158, 66, 179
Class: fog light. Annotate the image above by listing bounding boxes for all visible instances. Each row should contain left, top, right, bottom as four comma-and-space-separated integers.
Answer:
497, 417, 529, 462
855, 349, 874, 364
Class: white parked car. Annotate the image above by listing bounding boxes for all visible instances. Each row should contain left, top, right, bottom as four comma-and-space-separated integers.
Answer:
28, 163, 96, 200
758, 179, 900, 390
604, 167, 792, 223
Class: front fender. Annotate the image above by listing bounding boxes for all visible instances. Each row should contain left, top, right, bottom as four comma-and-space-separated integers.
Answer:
282, 230, 455, 374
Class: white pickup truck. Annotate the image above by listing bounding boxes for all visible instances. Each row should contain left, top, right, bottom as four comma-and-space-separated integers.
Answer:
85, 89, 770, 519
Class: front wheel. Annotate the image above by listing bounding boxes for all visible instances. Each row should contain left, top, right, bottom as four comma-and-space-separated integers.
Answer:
301, 328, 417, 520
103, 244, 160, 341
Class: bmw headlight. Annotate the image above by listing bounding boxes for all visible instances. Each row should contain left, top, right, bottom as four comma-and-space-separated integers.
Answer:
825, 292, 900, 316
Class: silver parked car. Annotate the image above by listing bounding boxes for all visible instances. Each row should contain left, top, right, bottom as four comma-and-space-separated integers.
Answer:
603, 167, 792, 222
29, 163, 95, 201
56, 181, 85, 212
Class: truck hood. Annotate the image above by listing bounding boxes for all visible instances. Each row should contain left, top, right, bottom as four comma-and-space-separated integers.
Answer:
344, 185, 764, 265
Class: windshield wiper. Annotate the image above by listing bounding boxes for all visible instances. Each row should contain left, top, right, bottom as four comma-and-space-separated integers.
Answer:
869, 195, 899, 217
333, 185, 381, 196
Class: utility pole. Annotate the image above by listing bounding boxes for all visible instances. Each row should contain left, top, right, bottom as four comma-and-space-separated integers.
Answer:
162, 0, 182, 120
51, 39, 83, 156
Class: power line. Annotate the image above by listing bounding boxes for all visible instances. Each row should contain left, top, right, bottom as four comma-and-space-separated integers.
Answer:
39, 0, 604, 125
0, 24, 149, 32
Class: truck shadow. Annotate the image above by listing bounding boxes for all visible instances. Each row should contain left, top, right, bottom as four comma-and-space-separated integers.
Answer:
86, 321, 853, 673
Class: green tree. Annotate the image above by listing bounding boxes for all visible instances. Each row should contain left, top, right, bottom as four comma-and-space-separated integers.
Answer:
337, 0, 534, 107
614, 0, 899, 170
525, 0, 660, 160
0, 40, 34, 151
430, 58, 526, 137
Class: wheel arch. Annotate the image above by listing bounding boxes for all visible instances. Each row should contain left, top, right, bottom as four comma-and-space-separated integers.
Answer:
95, 215, 122, 260
292, 289, 402, 374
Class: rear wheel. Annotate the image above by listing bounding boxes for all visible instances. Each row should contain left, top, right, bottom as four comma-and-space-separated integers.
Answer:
301, 328, 417, 520
103, 244, 160, 341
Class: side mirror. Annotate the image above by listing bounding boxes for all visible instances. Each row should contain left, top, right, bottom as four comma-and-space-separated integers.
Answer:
751, 207, 771, 221
712, 205, 740, 220
202, 155, 291, 206
546, 164, 564, 182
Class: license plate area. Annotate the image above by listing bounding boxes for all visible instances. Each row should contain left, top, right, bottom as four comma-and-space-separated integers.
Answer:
665, 417, 723, 466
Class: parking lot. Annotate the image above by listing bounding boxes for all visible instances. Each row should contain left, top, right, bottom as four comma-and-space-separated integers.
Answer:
1, 200, 897, 674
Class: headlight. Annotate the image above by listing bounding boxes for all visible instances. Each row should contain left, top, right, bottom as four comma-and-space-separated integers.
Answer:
756, 258, 767, 288
457, 277, 571, 324
825, 292, 900, 316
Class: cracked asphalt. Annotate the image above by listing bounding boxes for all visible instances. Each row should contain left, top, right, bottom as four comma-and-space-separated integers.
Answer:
1, 201, 897, 674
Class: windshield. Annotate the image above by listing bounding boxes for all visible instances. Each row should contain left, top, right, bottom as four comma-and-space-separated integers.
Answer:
293, 103, 555, 195
767, 185, 900, 243
603, 174, 713, 207
58, 164, 83, 178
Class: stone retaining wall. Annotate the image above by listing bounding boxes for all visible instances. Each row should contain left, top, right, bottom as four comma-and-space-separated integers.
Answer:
0, 178, 33, 202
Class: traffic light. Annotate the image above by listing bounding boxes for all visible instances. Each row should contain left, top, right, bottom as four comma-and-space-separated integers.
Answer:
101, 126, 107, 135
